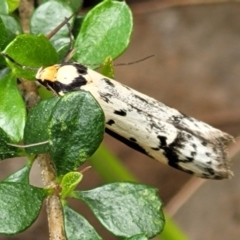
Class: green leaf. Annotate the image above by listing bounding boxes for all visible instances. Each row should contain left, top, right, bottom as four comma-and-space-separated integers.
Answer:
24, 97, 60, 154
125, 234, 148, 240
72, 14, 84, 38
63, 204, 103, 240
25, 92, 105, 175
0, 17, 8, 50
7, 0, 20, 12
0, 74, 26, 142
0, 68, 10, 79
41, 0, 83, 12
0, 182, 47, 234
3, 161, 32, 183
100, 56, 115, 78
74, 182, 165, 238
0, 15, 22, 65
61, 171, 82, 199
0, 128, 18, 160
3, 34, 58, 80
48, 91, 105, 176
0, 0, 8, 14
74, 0, 133, 66
0, 14, 22, 42
30, 0, 73, 58
67, 0, 83, 12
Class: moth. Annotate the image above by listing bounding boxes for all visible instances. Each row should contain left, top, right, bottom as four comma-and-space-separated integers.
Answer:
36, 62, 234, 179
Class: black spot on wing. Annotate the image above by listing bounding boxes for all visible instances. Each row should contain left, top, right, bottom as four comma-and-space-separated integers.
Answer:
191, 151, 196, 157
160, 132, 193, 168
114, 109, 127, 116
103, 78, 115, 87
99, 93, 112, 103
133, 94, 148, 103
106, 119, 115, 126
192, 143, 197, 149
105, 128, 150, 156
205, 152, 211, 157
129, 137, 137, 142
151, 136, 167, 151
157, 136, 167, 146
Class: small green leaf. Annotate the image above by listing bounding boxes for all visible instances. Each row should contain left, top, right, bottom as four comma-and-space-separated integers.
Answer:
74, 182, 165, 238
30, 1, 73, 58
63, 204, 103, 240
48, 91, 105, 176
3, 161, 32, 183
100, 56, 115, 78
125, 234, 148, 240
7, 0, 20, 13
0, 128, 18, 160
24, 97, 60, 154
0, 74, 26, 142
61, 171, 82, 199
0, 182, 47, 234
74, 0, 133, 66
3, 34, 58, 80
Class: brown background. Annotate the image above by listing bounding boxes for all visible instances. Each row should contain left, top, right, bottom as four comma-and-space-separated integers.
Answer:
1, 1, 240, 239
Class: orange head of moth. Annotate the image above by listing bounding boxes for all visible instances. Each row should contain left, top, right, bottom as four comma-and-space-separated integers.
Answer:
36, 63, 89, 96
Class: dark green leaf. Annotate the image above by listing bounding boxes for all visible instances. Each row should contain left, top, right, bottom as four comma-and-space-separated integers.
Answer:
0, 17, 8, 50
74, 182, 165, 238
63, 204, 103, 240
72, 14, 84, 38
3, 34, 58, 80
3, 161, 32, 183
41, 0, 83, 12
0, 128, 18, 160
0, 14, 22, 42
48, 91, 105, 176
61, 171, 82, 199
0, 182, 47, 234
0, 0, 8, 14
74, 0, 133, 66
68, 0, 83, 14
0, 74, 26, 142
30, 1, 73, 58
0, 15, 22, 65
24, 97, 60, 154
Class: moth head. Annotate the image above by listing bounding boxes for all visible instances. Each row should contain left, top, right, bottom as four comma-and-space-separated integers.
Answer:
36, 63, 91, 96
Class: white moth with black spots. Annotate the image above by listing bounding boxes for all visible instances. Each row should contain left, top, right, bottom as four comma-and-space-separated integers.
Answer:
36, 63, 234, 179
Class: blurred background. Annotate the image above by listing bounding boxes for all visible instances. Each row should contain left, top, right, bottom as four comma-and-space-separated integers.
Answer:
1, 0, 240, 239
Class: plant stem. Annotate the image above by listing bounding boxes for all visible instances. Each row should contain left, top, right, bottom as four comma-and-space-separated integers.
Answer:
37, 153, 66, 240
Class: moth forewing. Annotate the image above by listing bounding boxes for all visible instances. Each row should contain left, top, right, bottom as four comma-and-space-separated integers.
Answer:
36, 63, 234, 179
